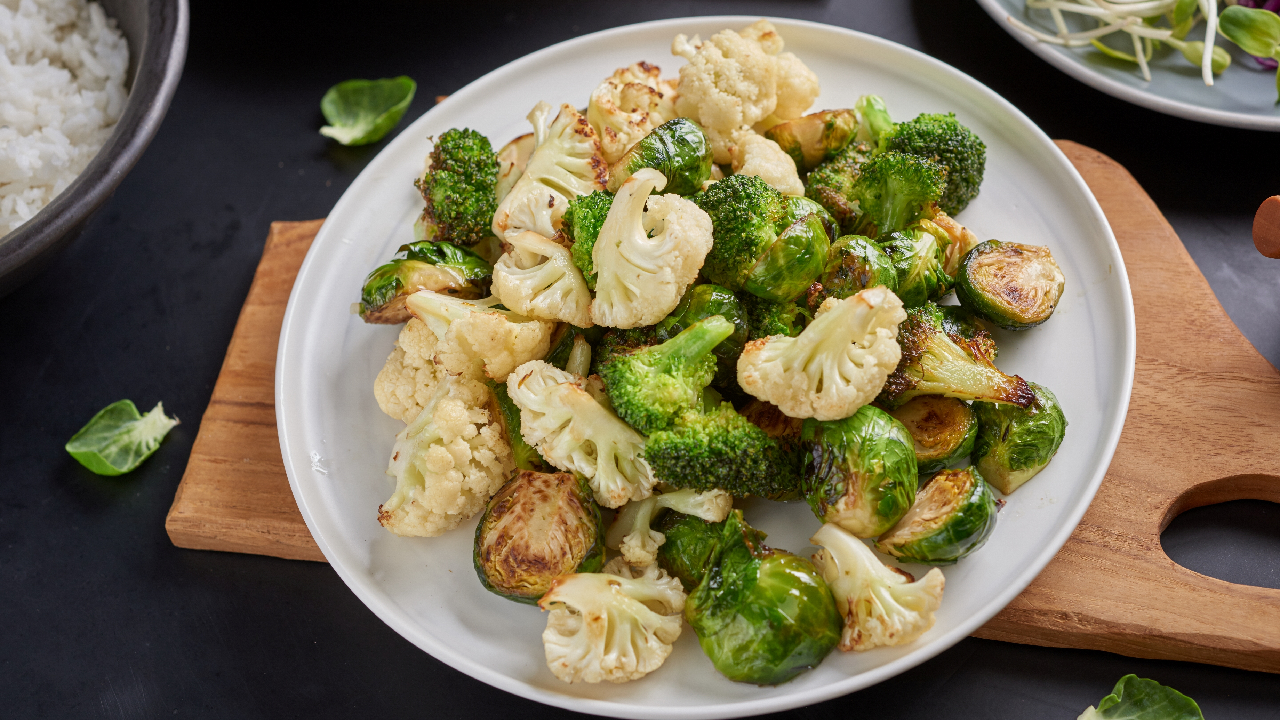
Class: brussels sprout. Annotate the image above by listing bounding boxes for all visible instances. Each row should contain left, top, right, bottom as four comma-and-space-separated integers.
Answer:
878, 227, 948, 308
938, 305, 997, 360
807, 235, 898, 311
887, 395, 978, 475
656, 284, 749, 387
743, 197, 834, 303
359, 241, 493, 323
972, 382, 1067, 495
876, 466, 997, 564
473, 470, 605, 604
764, 109, 859, 173
607, 117, 713, 196
490, 381, 549, 472
955, 240, 1065, 330
654, 511, 728, 591
801, 406, 919, 537
684, 510, 841, 685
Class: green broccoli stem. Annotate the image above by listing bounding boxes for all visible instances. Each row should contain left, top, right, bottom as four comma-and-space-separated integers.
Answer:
650, 315, 735, 374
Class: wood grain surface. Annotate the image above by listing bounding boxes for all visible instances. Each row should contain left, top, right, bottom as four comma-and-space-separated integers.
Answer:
164, 143, 1280, 672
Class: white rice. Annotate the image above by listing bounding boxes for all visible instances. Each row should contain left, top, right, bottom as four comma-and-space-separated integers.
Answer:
0, 0, 129, 236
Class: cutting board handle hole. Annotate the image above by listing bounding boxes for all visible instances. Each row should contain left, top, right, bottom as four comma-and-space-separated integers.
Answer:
1159, 476, 1280, 591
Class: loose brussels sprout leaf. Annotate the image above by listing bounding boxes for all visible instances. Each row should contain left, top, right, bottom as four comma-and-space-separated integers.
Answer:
656, 284, 749, 387
972, 382, 1067, 495
807, 235, 899, 311
878, 227, 949, 308
743, 205, 832, 303
359, 241, 493, 323
801, 406, 919, 537
887, 395, 978, 475
854, 95, 893, 146
65, 400, 178, 476
876, 466, 997, 564
655, 511, 732, 591
607, 117, 714, 195
490, 381, 548, 472
938, 305, 997, 361
1078, 674, 1204, 720
764, 109, 858, 173
956, 240, 1065, 330
402, 240, 493, 280
685, 510, 841, 685
319, 76, 416, 146
473, 470, 605, 604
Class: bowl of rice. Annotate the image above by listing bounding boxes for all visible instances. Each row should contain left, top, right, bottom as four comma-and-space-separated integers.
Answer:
0, 0, 187, 297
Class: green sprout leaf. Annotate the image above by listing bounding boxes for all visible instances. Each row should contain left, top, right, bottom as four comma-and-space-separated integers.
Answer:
65, 400, 178, 476
319, 76, 416, 146
1077, 675, 1204, 720
1172, 0, 1197, 26
1219, 5, 1280, 59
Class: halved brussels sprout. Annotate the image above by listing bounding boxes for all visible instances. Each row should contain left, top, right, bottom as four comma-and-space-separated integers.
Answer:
764, 109, 858, 173
490, 380, 549, 472
876, 466, 997, 564
684, 510, 841, 686
955, 240, 1065, 330
359, 241, 493, 323
878, 227, 948, 308
654, 511, 723, 592
801, 405, 918, 537
938, 305, 997, 361
607, 117, 713, 196
972, 382, 1067, 495
887, 395, 978, 475
807, 235, 898, 311
656, 284, 749, 387
473, 470, 605, 604
743, 197, 834, 303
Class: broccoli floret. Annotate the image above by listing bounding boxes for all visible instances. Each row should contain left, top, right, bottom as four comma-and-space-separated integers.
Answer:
739, 293, 805, 340
645, 403, 802, 499
590, 326, 657, 376
804, 140, 874, 233
882, 113, 986, 216
415, 128, 500, 246
693, 174, 787, 290
564, 191, 614, 290
600, 316, 735, 434
847, 151, 945, 240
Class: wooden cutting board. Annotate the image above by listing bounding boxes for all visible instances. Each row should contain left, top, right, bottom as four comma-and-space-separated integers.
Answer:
164, 141, 1280, 674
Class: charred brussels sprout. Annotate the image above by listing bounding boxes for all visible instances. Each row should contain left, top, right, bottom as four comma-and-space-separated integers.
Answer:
684, 510, 841, 685
804, 140, 874, 233
607, 117, 713, 196
878, 227, 949, 308
876, 467, 997, 564
764, 109, 858, 173
938, 305, 997, 360
807, 235, 898, 311
490, 381, 549, 472
359, 241, 493, 323
955, 240, 1066, 330
801, 406, 919, 537
887, 395, 978, 475
972, 382, 1067, 495
473, 470, 605, 603
656, 284, 749, 387
881, 113, 987, 216
655, 512, 723, 591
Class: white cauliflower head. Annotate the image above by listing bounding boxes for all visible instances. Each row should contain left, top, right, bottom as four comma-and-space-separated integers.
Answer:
605, 488, 733, 567
773, 51, 821, 122
590, 168, 713, 328
538, 561, 686, 684
374, 318, 447, 423
730, 129, 804, 196
491, 102, 607, 240
588, 62, 679, 165
506, 360, 655, 508
492, 230, 594, 327
737, 287, 906, 420
810, 523, 945, 651
405, 291, 555, 383
379, 375, 516, 537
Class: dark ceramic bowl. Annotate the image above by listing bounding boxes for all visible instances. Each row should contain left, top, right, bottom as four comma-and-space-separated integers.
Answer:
0, 0, 188, 297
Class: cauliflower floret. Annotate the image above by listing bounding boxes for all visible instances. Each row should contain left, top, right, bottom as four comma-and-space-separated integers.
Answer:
492, 230, 594, 327
605, 488, 733, 567
810, 523, 945, 651
405, 291, 555, 383
588, 62, 679, 165
379, 375, 516, 537
491, 102, 607, 240
374, 318, 447, 423
539, 560, 686, 683
590, 168, 713, 328
773, 51, 821, 121
506, 360, 654, 508
730, 130, 804, 196
738, 287, 906, 420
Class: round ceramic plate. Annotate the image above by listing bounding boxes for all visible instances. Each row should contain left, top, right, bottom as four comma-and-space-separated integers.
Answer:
976, 0, 1280, 131
277, 16, 1135, 719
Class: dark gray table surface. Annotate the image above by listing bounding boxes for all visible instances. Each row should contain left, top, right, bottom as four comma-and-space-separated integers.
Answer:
2, 1, 1278, 718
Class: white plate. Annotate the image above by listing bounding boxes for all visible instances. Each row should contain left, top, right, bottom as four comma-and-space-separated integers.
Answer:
976, 0, 1280, 131
277, 16, 1135, 719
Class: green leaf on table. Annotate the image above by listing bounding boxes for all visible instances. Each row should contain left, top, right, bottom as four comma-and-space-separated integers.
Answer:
1219, 6, 1280, 60
1077, 675, 1204, 720
319, 76, 416, 146
65, 400, 178, 476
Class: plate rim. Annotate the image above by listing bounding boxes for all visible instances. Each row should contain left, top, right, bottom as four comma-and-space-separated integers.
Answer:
974, 0, 1280, 131
276, 15, 1137, 719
